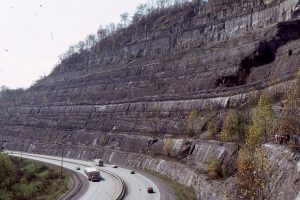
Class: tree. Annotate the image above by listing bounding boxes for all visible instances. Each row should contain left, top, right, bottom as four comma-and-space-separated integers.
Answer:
85, 34, 97, 49
187, 109, 199, 136
120, 12, 130, 27
246, 124, 262, 146
132, 4, 147, 22
0, 86, 9, 97
156, 0, 170, 9
281, 69, 300, 135
220, 109, 241, 142
236, 94, 274, 200
107, 23, 116, 35
0, 154, 15, 188
207, 118, 218, 139
67, 45, 75, 55
116, 23, 123, 31
96, 26, 108, 41
296, 69, 300, 97
236, 146, 270, 200
192, 0, 205, 5
249, 94, 275, 145
76, 40, 86, 53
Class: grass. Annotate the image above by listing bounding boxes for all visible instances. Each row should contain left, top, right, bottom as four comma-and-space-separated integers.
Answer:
145, 170, 197, 200
38, 176, 70, 200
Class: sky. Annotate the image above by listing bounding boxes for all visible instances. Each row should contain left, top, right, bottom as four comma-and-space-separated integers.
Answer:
0, 0, 151, 89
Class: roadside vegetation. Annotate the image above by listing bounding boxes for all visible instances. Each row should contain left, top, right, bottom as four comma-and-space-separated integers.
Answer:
0, 154, 70, 200
146, 170, 197, 200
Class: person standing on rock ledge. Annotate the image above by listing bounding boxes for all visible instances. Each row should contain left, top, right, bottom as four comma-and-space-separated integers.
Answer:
285, 132, 290, 145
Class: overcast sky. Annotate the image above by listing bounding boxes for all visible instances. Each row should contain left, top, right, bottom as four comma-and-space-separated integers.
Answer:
0, 0, 151, 89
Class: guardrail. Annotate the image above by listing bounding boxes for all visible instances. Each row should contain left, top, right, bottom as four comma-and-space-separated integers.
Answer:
61, 171, 83, 200
8, 151, 126, 200
105, 168, 126, 200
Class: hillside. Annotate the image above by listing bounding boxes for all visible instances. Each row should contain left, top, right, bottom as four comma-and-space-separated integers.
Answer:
0, 0, 300, 199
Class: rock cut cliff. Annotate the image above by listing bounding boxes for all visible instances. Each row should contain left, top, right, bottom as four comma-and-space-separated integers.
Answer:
1, 0, 300, 199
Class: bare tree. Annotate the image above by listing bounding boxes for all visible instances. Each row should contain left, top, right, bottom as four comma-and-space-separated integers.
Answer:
96, 26, 108, 41
156, 0, 170, 9
76, 40, 86, 53
85, 34, 97, 49
120, 12, 130, 27
106, 23, 116, 35
192, 0, 205, 6
132, 4, 147, 22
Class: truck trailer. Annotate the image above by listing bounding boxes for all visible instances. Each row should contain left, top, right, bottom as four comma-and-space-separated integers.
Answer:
84, 167, 101, 181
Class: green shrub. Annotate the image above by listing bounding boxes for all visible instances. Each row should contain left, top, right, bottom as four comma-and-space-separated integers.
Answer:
220, 110, 241, 142
207, 119, 218, 139
206, 159, 221, 179
0, 155, 69, 200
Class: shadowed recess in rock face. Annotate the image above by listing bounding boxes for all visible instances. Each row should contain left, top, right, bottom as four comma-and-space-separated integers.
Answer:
215, 19, 300, 87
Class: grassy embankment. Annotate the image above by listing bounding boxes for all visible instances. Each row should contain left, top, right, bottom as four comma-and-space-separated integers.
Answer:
0, 154, 70, 200
146, 170, 197, 200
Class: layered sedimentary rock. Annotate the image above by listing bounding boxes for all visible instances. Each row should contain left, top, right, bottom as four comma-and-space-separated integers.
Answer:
1, 0, 300, 199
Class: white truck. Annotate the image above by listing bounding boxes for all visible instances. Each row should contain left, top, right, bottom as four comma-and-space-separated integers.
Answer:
84, 167, 101, 181
93, 159, 104, 166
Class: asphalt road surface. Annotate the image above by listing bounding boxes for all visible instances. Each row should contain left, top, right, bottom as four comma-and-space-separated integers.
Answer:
9, 152, 162, 200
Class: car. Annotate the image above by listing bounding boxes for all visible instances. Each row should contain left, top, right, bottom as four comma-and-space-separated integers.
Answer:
75, 166, 81, 170
147, 187, 154, 193
130, 170, 135, 174
112, 164, 118, 168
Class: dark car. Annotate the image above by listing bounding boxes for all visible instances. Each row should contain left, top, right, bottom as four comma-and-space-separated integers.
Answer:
75, 166, 81, 170
147, 187, 154, 193
130, 170, 135, 174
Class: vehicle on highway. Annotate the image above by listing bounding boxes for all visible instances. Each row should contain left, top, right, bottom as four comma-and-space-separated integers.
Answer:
112, 164, 118, 168
147, 187, 154, 193
75, 166, 80, 170
93, 159, 104, 166
130, 170, 135, 174
84, 167, 101, 181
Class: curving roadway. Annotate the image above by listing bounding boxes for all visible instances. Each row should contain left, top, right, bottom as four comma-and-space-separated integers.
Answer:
8, 152, 163, 200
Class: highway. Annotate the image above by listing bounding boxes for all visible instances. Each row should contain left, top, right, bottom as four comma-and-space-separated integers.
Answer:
9, 152, 161, 200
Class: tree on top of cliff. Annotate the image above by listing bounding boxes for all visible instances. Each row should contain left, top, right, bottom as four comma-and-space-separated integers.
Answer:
120, 12, 130, 27
55, 0, 208, 67
191, 0, 206, 5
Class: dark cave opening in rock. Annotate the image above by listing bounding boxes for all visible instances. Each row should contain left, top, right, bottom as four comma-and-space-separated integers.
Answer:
215, 21, 300, 88
215, 41, 279, 87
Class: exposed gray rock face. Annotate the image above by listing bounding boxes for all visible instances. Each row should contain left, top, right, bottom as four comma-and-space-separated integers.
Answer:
1, 0, 300, 199
263, 144, 300, 200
